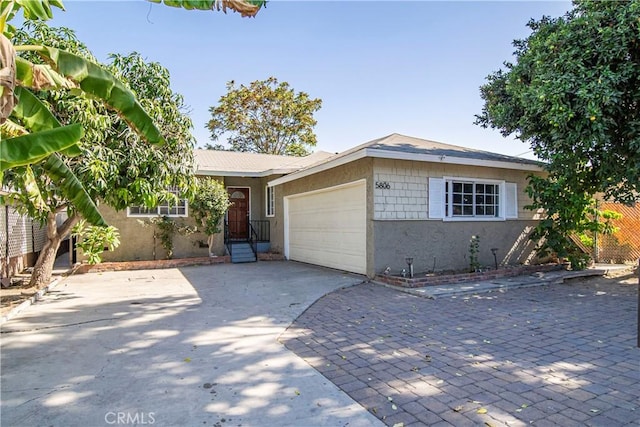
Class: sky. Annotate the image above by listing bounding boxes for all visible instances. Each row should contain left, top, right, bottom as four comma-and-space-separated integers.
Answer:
45, 0, 573, 159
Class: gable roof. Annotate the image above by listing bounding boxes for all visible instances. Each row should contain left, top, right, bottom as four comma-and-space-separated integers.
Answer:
269, 133, 544, 186
194, 149, 335, 177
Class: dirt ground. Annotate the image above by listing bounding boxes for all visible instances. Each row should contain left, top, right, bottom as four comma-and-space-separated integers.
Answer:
0, 272, 44, 318
1, 265, 637, 321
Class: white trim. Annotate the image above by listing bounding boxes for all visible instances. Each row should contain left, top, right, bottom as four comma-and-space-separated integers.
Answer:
442, 177, 506, 222
366, 148, 542, 171
269, 150, 368, 187
268, 147, 542, 187
286, 179, 367, 200
198, 168, 300, 178
283, 197, 290, 259
265, 185, 275, 218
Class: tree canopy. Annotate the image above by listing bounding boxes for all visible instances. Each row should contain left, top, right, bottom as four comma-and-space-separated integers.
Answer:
475, 0, 640, 265
207, 77, 322, 156
4, 22, 196, 285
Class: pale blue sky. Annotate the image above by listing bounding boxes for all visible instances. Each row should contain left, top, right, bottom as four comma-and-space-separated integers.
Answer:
46, 1, 572, 158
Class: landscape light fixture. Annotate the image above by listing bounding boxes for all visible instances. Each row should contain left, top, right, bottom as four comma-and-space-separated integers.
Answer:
405, 257, 414, 279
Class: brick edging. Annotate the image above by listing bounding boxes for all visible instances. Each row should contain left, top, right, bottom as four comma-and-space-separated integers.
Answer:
72, 253, 286, 274
375, 263, 567, 288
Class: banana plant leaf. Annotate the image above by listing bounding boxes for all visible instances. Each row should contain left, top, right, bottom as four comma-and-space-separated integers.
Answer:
0, 122, 82, 170
12, 86, 81, 156
25, 46, 164, 145
15, 56, 76, 91
16, 0, 63, 20
149, 0, 266, 17
41, 152, 106, 226
0, 0, 65, 34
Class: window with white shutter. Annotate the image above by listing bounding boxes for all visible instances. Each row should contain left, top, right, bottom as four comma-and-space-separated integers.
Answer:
429, 177, 518, 221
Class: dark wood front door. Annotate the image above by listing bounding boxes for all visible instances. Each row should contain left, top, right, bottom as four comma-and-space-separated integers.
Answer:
228, 188, 249, 239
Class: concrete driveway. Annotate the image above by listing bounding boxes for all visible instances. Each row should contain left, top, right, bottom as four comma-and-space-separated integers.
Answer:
1, 262, 384, 427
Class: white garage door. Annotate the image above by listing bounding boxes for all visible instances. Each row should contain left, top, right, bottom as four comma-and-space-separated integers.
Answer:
285, 180, 366, 275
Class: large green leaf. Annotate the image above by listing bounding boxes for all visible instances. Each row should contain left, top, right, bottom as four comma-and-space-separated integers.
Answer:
41, 153, 106, 226
11, 86, 81, 156
149, 0, 266, 17
0, 123, 82, 170
15, 56, 76, 90
30, 46, 164, 145
15, 0, 64, 21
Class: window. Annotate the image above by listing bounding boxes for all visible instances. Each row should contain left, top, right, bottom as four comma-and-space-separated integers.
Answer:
128, 188, 188, 217
428, 177, 518, 221
266, 186, 275, 217
446, 181, 500, 217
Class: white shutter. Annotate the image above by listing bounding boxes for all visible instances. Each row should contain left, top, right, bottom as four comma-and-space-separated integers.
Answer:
505, 182, 518, 219
428, 178, 445, 219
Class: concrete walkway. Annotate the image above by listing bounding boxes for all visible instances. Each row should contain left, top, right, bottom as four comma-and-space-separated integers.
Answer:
0, 262, 384, 427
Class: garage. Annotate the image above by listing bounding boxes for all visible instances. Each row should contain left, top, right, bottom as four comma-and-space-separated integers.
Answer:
285, 180, 367, 275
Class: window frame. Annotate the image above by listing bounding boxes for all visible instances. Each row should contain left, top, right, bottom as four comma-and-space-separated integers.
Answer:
127, 188, 189, 218
265, 185, 275, 217
443, 177, 505, 222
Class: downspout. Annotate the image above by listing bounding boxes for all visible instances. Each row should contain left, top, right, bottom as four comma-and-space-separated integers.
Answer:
4, 205, 9, 278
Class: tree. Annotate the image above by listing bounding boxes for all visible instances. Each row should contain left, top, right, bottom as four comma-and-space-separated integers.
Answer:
1, 0, 266, 286
475, 0, 640, 266
207, 77, 322, 156
189, 178, 231, 254
4, 23, 195, 287
0, 1, 163, 228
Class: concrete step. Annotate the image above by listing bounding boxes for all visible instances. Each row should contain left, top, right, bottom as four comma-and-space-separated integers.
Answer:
229, 243, 257, 263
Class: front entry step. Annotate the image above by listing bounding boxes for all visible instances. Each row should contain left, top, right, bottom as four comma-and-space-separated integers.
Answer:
229, 242, 257, 263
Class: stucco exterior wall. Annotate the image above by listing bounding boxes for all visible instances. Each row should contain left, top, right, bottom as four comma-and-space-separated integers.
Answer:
94, 174, 282, 262
270, 158, 374, 269
96, 205, 210, 262
373, 219, 540, 275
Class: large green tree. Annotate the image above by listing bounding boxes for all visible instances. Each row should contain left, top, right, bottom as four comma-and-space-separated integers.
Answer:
1, 0, 266, 286
0, 0, 163, 228
4, 23, 195, 286
207, 77, 322, 156
475, 0, 640, 264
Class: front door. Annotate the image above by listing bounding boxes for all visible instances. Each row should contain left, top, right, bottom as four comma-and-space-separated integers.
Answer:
228, 188, 249, 240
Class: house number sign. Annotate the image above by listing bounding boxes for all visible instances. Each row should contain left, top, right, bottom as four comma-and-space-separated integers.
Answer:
375, 181, 391, 190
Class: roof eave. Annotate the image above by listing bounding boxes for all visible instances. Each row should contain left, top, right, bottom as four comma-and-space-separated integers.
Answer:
268, 148, 544, 187
196, 167, 300, 178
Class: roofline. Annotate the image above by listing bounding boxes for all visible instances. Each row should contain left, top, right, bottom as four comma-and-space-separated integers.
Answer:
196, 167, 299, 178
268, 148, 544, 187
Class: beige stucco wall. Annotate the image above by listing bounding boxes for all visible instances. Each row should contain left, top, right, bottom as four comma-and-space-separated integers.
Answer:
93, 175, 281, 262
96, 204, 210, 262
373, 219, 540, 275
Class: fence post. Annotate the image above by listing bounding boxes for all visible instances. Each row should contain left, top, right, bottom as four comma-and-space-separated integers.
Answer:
637, 258, 639, 348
